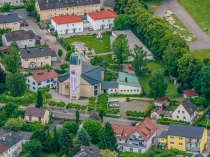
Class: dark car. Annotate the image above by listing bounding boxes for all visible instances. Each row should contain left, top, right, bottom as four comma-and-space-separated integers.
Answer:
50, 31, 54, 36
22, 18, 25, 22
27, 12, 31, 16
130, 122, 138, 126
25, 22, 29, 26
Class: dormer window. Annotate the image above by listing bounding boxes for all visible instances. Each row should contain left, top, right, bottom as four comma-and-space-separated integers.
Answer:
124, 133, 127, 136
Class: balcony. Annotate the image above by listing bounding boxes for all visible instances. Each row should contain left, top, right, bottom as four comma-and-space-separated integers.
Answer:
129, 137, 144, 142
119, 142, 146, 149
186, 147, 200, 152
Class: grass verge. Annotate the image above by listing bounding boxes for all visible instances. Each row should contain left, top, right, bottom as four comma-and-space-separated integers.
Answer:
191, 49, 210, 60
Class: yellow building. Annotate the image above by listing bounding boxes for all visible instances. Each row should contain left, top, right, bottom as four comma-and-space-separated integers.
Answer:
36, 0, 101, 21
0, 13, 20, 31
158, 124, 209, 153
20, 47, 53, 69
24, 107, 50, 124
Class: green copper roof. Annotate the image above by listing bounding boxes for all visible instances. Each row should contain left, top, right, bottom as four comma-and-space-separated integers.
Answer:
70, 53, 79, 65
118, 72, 141, 88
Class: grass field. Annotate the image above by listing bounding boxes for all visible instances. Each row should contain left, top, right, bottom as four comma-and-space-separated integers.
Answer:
63, 34, 111, 54
100, 54, 116, 64
178, 0, 210, 36
191, 49, 210, 60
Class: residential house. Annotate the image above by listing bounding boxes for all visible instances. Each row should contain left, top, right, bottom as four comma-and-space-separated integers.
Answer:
172, 98, 197, 122
158, 124, 209, 153
24, 107, 50, 124
0, 0, 25, 7
0, 13, 20, 31
73, 145, 100, 157
112, 117, 157, 153
103, 0, 115, 10
26, 69, 58, 92
87, 10, 117, 30
2, 30, 35, 48
20, 47, 53, 69
183, 89, 199, 98
151, 107, 163, 119
51, 14, 83, 34
154, 97, 170, 108
35, 0, 101, 21
0, 142, 8, 157
0, 132, 22, 157
49, 46, 57, 62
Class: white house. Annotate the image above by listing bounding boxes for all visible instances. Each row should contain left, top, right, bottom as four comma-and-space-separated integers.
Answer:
151, 107, 163, 119
154, 97, 169, 108
51, 14, 83, 34
112, 117, 157, 153
26, 70, 58, 92
2, 30, 35, 48
87, 10, 117, 30
182, 89, 199, 98
172, 98, 197, 122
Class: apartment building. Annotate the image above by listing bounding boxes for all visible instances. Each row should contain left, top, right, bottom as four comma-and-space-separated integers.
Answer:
0, 0, 25, 7
0, 13, 20, 31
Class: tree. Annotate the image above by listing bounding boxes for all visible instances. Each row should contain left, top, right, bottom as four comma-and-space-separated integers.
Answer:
113, 14, 131, 30
75, 110, 79, 123
0, 110, 8, 127
45, 130, 52, 153
6, 72, 26, 97
75, 128, 90, 146
190, 97, 207, 106
46, 23, 50, 30
0, 67, 6, 84
11, 108, 25, 119
4, 118, 23, 131
54, 30, 58, 38
10, 41, 19, 50
22, 0, 27, 4
177, 54, 203, 89
99, 122, 118, 151
51, 127, 59, 153
59, 128, 72, 155
0, 83, 6, 94
83, 118, 103, 144
100, 149, 117, 157
30, 130, 48, 152
132, 45, 147, 76
36, 90, 43, 108
63, 122, 79, 135
3, 103, 18, 117
4, 46, 20, 73
99, 110, 104, 120
24, 139, 43, 157
60, 63, 69, 71
1, 3, 11, 12
58, 49, 63, 59
25, 0, 35, 13
112, 34, 131, 68
149, 70, 167, 99
36, 14, 40, 22
100, 61, 109, 70
68, 145, 80, 157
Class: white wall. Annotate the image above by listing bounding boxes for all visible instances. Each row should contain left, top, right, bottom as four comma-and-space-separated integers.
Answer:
155, 102, 163, 108
87, 15, 114, 30
0, 0, 25, 7
51, 19, 83, 35
118, 85, 142, 94
172, 105, 195, 122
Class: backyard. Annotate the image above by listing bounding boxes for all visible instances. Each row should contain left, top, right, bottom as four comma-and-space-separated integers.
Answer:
178, 0, 210, 36
191, 49, 210, 59
63, 34, 111, 54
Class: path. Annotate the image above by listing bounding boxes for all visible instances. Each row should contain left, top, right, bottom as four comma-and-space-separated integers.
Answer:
154, 0, 210, 50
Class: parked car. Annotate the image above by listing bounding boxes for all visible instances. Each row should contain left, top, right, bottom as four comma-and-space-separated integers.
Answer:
22, 18, 26, 22
50, 31, 54, 36
88, 27, 93, 31
9, 9, 13, 12
130, 122, 138, 126
109, 103, 119, 108
27, 12, 31, 16
25, 22, 29, 26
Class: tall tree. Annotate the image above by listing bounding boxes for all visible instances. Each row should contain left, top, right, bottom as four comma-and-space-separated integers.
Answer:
36, 91, 43, 108
75, 110, 79, 123
51, 127, 59, 153
6, 72, 26, 97
4, 47, 20, 73
99, 122, 118, 151
75, 128, 90, 146
177, 54, 203, 89
45, 130, 52, 153
149, 70, 167, 99
58, 49, 63, 59
132, 45, 147, 76
112, 34, 131, 68
100, 149, 117, 157
23, 139, 43, 157
30, 130, 48, 152
59, 128, 72, 155
2, 103, 18, 117
0, 110, 7, 127
1, 3, 11, 12
10, 41, 19, 50
63, 122, 79, 135
113, 14, 131, 30
25, 0, 35, 13
54, 30, 58, 38
83, 119, 103, 144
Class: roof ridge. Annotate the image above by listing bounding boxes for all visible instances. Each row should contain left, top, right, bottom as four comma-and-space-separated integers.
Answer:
82, 65, 101, 74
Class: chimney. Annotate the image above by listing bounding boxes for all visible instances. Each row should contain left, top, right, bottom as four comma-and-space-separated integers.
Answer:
9, 133, 11, 136
125, 77, 127, 83
47, 0, 48, 3
37, 72, 40, 75
47, 69, 50, 72
3, 137, 5, 141
89, 148, 92, 153
27, 48, 30, 53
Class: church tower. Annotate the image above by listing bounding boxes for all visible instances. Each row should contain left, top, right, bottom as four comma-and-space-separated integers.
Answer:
69, 53, 82, 100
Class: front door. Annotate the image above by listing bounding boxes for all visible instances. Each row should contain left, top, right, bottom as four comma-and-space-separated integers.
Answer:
65, 29, 69, 34
72, 28, 76, 33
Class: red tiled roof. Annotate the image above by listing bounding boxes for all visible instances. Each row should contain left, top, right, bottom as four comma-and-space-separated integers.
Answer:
182, 89, 199, 97
0, 142, 8, 155
153, 107, 163, 115
32, 70, 58, 83
87, 10, 117, 20
52, 14, 83, 25
112, 117, 157, 141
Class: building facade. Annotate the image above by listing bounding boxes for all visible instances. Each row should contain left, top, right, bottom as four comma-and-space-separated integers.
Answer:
0, 142, 8, 157
158, 124, 209, 153
51, 14, 83, 34
36, 0, 100, 21
0, 13, 20, 31
87, 10, 116, 30
0, 0, 25, 7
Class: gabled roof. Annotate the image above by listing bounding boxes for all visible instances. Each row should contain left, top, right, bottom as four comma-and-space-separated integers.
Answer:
87, 10, 117, 20
58, 71, 70, 82
167, 124, 205, 139
20, 47, 52, 59
0, 13, 19, 24
182, 89, 199, 97
152, 107, 163, 115
155, 97, 168, 104
81, 145, 100, 157
104, 0, 115, 7
89, 112, 103, 123
4, 30, 35, 42
31, 70, 58, 82
0, 142, 8, 155
52, 14, 83, 25
25, 107, 47, 118
0, 132, 22, 149
180, 98, 196, 116
118, 72, 141, 88
159, 131, 167, 138
112, 117, 157, 141
101, 81, 118, 90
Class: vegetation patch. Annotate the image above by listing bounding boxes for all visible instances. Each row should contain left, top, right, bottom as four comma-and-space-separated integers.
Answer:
157, 118, 189, 125
191, 49, 210, 60
145, 0, 163, 13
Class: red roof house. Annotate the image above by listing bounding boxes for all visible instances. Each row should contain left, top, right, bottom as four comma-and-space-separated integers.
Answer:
51, 14, 83, 25
182, 89, 199, 98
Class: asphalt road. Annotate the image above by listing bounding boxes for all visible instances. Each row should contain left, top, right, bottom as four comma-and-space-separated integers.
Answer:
154, 0, 210, 50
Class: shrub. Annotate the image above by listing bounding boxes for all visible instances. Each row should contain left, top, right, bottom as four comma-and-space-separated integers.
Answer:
144, 103, 155, 116
60, 63, 69, 70
126, 97, 130, 102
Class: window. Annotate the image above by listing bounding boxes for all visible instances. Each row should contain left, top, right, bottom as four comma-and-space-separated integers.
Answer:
124, 90, 126, 92
33, 82, 35, 85
170, 142, 174, 144
72, 24, 74, 26
130, 90, 132, 92
108, 19, 110, 22
182, 111, 185, 114
137, 89, 139, 91
45, 56, 49, 59
96, 5, 97, 7
177, 116, 179, 118
161, 139, 164, 141
79, 28, 81, 30
179, 143, 183, 146
39, 117, 41, 121
102, 20, 104, 22
127, 90, 129, 92
25, 59, 28, 61
138, 149, 141, 153
60, 30, 62, 32
133, 135, 136, 138
46, 80, 50, 83
119, 139, 121, 141
130, 148, 133, 152
170, 136, 174, 139
178, 110, 180, 113
134, 89, 136, 91
111, 90, 113, 92
28, 79, 30, 82
94, 85, 98, 96
51, 78, 54, 82
179, 137, 183, 140
183, 116, 186, 119
67, 24, 69, 27
33, 87, 36, 90
38, 82, 41, 85
29, 39, 33, 42
115, 90, 117, 92
67, 8, 68, 10
121, 90, 123, 92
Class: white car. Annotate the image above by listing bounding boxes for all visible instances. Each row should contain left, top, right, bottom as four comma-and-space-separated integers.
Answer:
109, 104, 119, 108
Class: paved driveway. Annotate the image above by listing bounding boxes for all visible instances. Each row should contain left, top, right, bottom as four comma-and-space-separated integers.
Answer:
154, 0, 210, 50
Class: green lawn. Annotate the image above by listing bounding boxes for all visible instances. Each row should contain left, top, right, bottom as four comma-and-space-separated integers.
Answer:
197, 118, 210, 128
139, 61, 177, 96
63, 34, 111, 54
45, 154, 57, 157
100, 54, 116, 64
178, 0, 210, 36
191, 49, 210, 60
24, 89, 33, 96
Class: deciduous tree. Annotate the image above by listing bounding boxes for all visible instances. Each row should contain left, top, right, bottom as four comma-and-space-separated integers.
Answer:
0, 66, 6, 84
51, 127, 59, 152
3, 103, 18, 117
36, 90, 43, 108
0, 110, 7, 127
113, 14, 131, 30
149, 70, 167, 99
75, 110, 79, 123
4, 118, 23, 131
30, 130, 48, 152
54, 30, 58, 38
1, 3, 11, 12
58, 49, 63, 59
24, 139, 43, 157
63, 122, 79, 135
75, 128, 90, 146
100, 149, 117, 157
10, 41, 19, 50
59, 128, 72, 155
25, 0, 35, 13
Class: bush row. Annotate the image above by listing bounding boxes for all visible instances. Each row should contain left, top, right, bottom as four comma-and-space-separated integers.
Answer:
144, 102, 155, 116
126, 110, 145, 117
192, 106, 210, 126
157, 119, 189, 125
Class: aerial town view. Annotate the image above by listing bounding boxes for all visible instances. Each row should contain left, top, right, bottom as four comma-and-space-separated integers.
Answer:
0, 0, 210, 156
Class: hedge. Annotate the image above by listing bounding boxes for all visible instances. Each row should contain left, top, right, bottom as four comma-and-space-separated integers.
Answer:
126, 110, 145, 118
144, 102, 155, 116
157, 119, 189, 125
109, 93, 144, 97
192, 106, 210, 126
